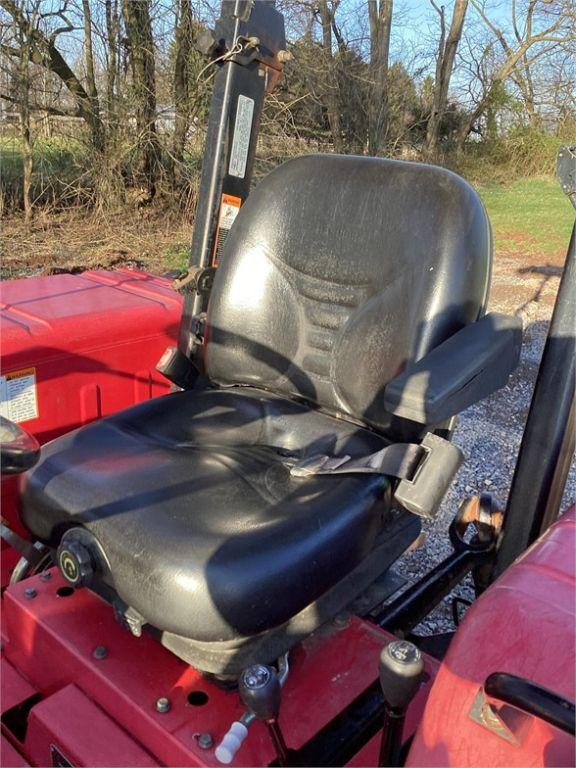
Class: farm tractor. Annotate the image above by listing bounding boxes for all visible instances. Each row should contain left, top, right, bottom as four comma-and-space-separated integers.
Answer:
1, 2, 575, 766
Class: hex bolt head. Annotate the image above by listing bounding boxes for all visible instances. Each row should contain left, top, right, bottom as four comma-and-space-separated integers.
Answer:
24, 587, 37, 599
155, 697, 171, 713
333, 611, 351, 628
93, 645, 108, 660
197, 733, 214, 750
39, 571, 52, 582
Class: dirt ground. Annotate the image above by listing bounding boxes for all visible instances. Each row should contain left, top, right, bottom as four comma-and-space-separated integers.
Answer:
489, 230, 566, 314
1, 207, 194, 281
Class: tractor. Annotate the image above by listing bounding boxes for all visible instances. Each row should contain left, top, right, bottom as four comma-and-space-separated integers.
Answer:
1, 2, 574, 766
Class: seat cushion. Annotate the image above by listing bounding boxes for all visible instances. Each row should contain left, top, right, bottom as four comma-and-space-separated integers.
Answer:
21, 387, 407, 642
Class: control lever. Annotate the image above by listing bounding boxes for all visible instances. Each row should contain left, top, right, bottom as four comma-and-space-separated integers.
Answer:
378, 640, 424, 767
239, 664, 289, 766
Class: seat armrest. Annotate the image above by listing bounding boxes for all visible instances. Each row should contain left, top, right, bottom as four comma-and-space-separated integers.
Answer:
384, 313, 523, 424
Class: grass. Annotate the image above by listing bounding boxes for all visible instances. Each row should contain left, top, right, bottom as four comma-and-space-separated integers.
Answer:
1, 134, 91, 210
477, 178, 574, 259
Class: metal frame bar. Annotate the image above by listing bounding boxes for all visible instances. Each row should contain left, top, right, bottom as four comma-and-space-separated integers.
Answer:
492, 223, 576, 579
485, 672, 576, 736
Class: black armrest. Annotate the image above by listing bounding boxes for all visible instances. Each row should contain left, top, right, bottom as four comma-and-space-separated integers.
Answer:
384, 313, 522, 424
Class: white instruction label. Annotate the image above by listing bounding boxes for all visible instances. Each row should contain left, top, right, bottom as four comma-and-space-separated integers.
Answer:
0, 367, 39, 423
229, 95, 254, 179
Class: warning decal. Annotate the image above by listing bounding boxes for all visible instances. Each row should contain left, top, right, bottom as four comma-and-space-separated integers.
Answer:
0, 367, 39, 423
229, 94, 254, 179
212, 194, 242, 266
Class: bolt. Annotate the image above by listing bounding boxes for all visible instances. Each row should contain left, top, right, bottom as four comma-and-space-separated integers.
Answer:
40, 571, 52, 582
333, 611, 351, 629
197, 733, 214, 750
155, 697, 171, 713
24, 587, 37, 599
93, 645, 108, 660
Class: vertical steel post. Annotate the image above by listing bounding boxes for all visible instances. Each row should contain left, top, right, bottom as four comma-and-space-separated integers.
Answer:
176, 0, 285, 359
492, 223, 575, 579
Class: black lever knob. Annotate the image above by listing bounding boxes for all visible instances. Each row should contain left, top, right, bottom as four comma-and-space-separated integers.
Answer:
379, 640, 424, 711
239, 665, 288, 766
239, 664, 281, 721
378, 640, 424, 767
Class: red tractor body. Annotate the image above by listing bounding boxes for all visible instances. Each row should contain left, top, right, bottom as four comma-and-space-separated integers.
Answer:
1, 502, 573, 766
0, 271, 182, 585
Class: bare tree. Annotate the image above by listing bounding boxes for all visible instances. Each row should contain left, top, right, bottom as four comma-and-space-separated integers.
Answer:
105, 0, 120, 130
2, 0, 42, 220
457, 0, 575, 148
81, 0, 103, 150
317, 0, 342, 151
122, 0, 161, 199
368, 0, 393, 155
426, 0, 468, 157
0, 0, 105, 151
172, 0, 193, 178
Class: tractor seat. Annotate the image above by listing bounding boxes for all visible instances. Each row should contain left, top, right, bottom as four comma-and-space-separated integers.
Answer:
20, 154, 494, 673
22, 387, 413, 643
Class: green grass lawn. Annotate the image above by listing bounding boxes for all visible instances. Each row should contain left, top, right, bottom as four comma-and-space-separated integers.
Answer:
477, 178, 574, 258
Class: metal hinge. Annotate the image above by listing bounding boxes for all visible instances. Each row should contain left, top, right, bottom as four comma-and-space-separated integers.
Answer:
172, 266, 216, 296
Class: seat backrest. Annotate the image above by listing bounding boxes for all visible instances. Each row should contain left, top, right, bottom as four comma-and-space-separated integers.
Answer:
205, 154, 492, 436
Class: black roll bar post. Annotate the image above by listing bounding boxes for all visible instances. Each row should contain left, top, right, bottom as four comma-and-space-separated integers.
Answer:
490, 147, 576, 581
171, 1, 285, 369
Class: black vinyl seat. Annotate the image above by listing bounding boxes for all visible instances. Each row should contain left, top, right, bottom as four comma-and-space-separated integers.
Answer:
23, 387, 398, 641
21, 155, 493, 672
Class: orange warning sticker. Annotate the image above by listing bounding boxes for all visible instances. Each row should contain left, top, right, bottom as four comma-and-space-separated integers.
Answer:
212, 194, 242, 266
0, 367, 39, 423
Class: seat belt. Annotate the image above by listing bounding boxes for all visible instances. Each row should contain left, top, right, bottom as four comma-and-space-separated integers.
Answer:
289, 443, 425, 480
288, 433, 464, 520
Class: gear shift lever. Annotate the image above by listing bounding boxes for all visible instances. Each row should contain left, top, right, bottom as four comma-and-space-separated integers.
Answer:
378, 640, 424, 767
239, 664, 289, 766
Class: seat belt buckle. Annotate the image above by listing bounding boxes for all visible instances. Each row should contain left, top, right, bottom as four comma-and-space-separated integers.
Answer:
394, 432, 463, 519
290, 454, 352, 477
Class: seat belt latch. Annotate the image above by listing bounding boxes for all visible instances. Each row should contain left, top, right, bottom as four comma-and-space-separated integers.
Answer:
394, 432, 463, 519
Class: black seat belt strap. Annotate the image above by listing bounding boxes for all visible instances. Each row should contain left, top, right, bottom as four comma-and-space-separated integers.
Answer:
289, 433, 464, 520
289, 443, 425, 480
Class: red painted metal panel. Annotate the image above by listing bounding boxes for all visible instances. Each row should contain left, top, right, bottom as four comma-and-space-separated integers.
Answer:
1, 570, 437, 767
1, 658, 36, 713
1, 735, 29, 767
25, 684, 157, 767
0, 269, 181, 442
0, 269, 182, 581
407, 507, 576, 767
